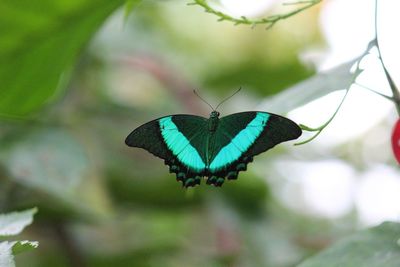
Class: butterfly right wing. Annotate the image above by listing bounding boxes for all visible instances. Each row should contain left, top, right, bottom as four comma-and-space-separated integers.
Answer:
203, 111, 301, 186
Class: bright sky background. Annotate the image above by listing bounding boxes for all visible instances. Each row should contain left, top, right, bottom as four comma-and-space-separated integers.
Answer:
221, 0, 400, 226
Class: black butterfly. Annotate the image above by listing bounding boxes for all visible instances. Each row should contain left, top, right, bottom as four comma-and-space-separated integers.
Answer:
126, 91, 301, 188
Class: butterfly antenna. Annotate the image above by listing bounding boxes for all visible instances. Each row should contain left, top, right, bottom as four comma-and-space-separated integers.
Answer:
215, 87, 242, 110
193, 90, 214, 111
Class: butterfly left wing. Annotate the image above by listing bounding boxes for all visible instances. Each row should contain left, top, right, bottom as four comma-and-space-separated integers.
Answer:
125, 115, 173, 160
206, 111, 301, 186
125, 114, 209, 187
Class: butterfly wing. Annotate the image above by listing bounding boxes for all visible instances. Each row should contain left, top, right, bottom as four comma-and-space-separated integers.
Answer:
230, 112, 302, 156
126, 112, 301, 188
205, 111, 301, 186
125, 114, 209, 187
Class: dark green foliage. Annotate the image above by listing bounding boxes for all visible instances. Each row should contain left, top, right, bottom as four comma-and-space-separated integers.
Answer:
204, 59, 314, 97
0, 0, 124, 117
298, 222, 400, 267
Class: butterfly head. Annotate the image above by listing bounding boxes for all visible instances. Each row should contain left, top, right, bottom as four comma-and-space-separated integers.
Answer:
193, 87, 241, 115
210, 111, 220, 118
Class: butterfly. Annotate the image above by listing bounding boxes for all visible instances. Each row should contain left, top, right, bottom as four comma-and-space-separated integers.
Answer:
125, 90, 302, 188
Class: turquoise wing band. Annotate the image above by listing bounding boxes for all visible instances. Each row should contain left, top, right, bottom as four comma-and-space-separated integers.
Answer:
159, 116, 206, 172
209, 112, 270, 171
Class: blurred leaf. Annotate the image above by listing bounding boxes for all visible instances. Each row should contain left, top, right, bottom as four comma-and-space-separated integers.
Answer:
88, 247, 178, 267
0, 0, 124, 118
0, 208, 37, 236
0, 129, 87, 199
106, 164, 202, 208
258, 58, 361, 114
220, 172, 270, 217
0, 128, 108, 220
107, 159, 269, 213
204, 59, 313, 96
124, 0, 141, 23
297, 222, 400, 267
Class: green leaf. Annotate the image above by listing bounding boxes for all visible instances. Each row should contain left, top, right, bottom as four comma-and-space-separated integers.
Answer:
0, 0, 125, 118
11, 240, 39, 255
297, 222, 400, 267
204, 59, 313, 97
0, 208, 37, 237
0, 241, 39, 267
124, 0, 141, 23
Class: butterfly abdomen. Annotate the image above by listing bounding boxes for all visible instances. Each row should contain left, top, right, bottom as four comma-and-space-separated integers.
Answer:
208, 116, 219, 132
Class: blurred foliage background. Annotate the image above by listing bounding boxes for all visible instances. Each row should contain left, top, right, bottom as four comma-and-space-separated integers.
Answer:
1, 0, 400, 267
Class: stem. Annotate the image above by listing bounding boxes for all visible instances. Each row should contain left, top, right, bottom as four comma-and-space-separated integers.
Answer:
355, 82, 394, 101
295, 89, 350, 145
295, 58, 365, 145
53, 222, 87, 267
0, 176, 15, 211
189, 0, 321, 29
374, 0, 400, 116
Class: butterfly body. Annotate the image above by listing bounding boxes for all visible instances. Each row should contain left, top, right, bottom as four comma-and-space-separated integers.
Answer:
126, 111, 301, 188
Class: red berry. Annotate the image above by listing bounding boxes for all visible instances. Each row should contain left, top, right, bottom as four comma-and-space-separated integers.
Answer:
392, 119, 400, 164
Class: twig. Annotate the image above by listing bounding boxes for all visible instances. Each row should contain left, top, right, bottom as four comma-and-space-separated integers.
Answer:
188, 0, 322, 29
355, 82, 394, 101
294, 54, 365, 145
53, 222, 87, 267
374, 0, 400, 116
295, 89, 350, 145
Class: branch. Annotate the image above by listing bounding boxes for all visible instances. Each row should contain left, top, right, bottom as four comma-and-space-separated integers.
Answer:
355, 82, 394, 101
374, 0, 400, 116
53, 222, 87, 267
295, 89, 350, 145
188, 0, 322, 29
295, 59, 364, 145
